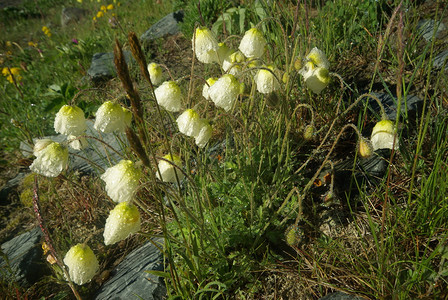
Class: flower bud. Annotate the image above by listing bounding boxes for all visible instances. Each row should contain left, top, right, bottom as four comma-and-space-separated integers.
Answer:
147, 62, 163, 86
222, 51, 245, 73
303, 124, 315, 141
30, 141, 69, 177
193, 27, 219, 64
285, 225, 302, 247
101, 160, 142, 203
154, 81, 183, 112
208, 74, 241, 111
358, 137, 374, 158
239, 27, 266, 59
370, 120, 398, 151
103, 202, 141, 245
54, 105, 87, 136
94, 101, 132, 133
156, 154, 184, 183
63, 244, 99, 285
176, 109, 201, 137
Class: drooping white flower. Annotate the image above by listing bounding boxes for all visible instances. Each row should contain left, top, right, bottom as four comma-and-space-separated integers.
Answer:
202, 77, 217, 100
299, 62, 331, 94
103, 202, 141, 246
30, 141, 69, 177
208, 74, 241, 111
370, 120, 398, 151
147, 62, 163, 86
176, 109, 201, 137
222, 51, 245, 75
68, 135, 88, 151
54, 105, 87, 136
195, 119, 212, 148
193, 27, 219, 64
306, 47, 330, 69
154, 81, 183, 112
63, 244, 99, 285
239, 27, 266, 59
94, 101, 132, 133
156, 154, 184, 183
33, 139, 54, 157
101, 160, 142, 203
255, 65, 280, 94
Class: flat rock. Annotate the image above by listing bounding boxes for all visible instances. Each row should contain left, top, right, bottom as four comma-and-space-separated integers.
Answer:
367, 92, 423, 122
20, 121, 127, 175
87, 51, 133, 83
433, 49, 448, 70
417, 19, 446, 42
141, 10, 184, 42
61, 7, 89, 27
0, 227, 46, 287
95, 238, 166, 300
319, 292, 364, 300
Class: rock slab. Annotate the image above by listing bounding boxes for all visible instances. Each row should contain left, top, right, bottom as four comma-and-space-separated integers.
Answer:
417, 19, 446, 42
87, 51, 133, 83
95, 238, 166, 300
61, 7, 89, 27
0, 227, 45, 287
141, 10, 184, 42
368, 92, 423, 122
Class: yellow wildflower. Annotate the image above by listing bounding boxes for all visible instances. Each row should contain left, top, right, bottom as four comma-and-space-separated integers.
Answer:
100, 5, 107, 11
96, 11, 104, 18
107, 4, 114, 10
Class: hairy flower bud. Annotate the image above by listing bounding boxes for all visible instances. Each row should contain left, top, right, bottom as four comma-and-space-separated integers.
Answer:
208, 74, 241, 111
30, 141, 69, 177
370, 120, 398, 151
358, 137, 374, 158
193, 27, 219, 64
147, 62, 163, 86
239, 27, 266, 59
154, 81, 182, 112
156, 154, 184, 183
303, 124, 315, 141
103, 202, 141, 245
101, 160, 142, 203
54, 105, 87, 136
63, 244, 99, 285
94, 101, 132, 133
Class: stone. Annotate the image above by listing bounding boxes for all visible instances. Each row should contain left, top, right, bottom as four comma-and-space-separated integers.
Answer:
417, 19, 446, 42
367, 92, 423, 123
61, 7, 89, 27
20, 121, 127, 175
433, 49, 448, 70
95, 238, 166, 300
0, 172, 26, 204
0, 227, 46, 287
0, 0, 23, 10
319, 292, 364, 300
141, 10, 184, 42
87, 51, 133, 83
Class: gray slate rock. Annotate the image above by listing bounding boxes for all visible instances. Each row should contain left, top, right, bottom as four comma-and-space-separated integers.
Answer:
433, 49, 448, 70
319, 292, 364, 300
0, 227, 46, 287
367, 92, 423, 122
20, 121, 127, 175
95, 238, 166, 300
87, 51, 133, 83
0, 172, 26, 203
61, 7, 89, 27
141, 10, 184, 42
417, 19, 446, 42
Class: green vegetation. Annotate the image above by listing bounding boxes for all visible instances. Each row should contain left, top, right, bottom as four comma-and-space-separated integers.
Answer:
1, 0, 448, 299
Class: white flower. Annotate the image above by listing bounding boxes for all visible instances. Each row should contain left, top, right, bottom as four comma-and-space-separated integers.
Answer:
370, 120, 398, 151
30, 141, 69, 177
63, 244, 99, 285
177, 109, 201, 137
154, 81, 183, 112
33, 139, 54, 157
94, 101, 132, 133
101, 160, 142, 203
299, 62, 330, 94
202, 77, 217, 100
222, 51, 245, 74
208, 74, 241, 111
147, 62, 163, 86
255, 65, 280, 94
54, 105, 87, 136
68, 135, 88, 150
156, 154, 184, 183
193, 27, 219, 64
103, 202, 141, 246
195, 119, 212, 148
306, 47, 330, 69
239, 27, 266, 59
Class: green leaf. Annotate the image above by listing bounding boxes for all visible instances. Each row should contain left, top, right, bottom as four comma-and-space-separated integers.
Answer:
144, 270, 170, 278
